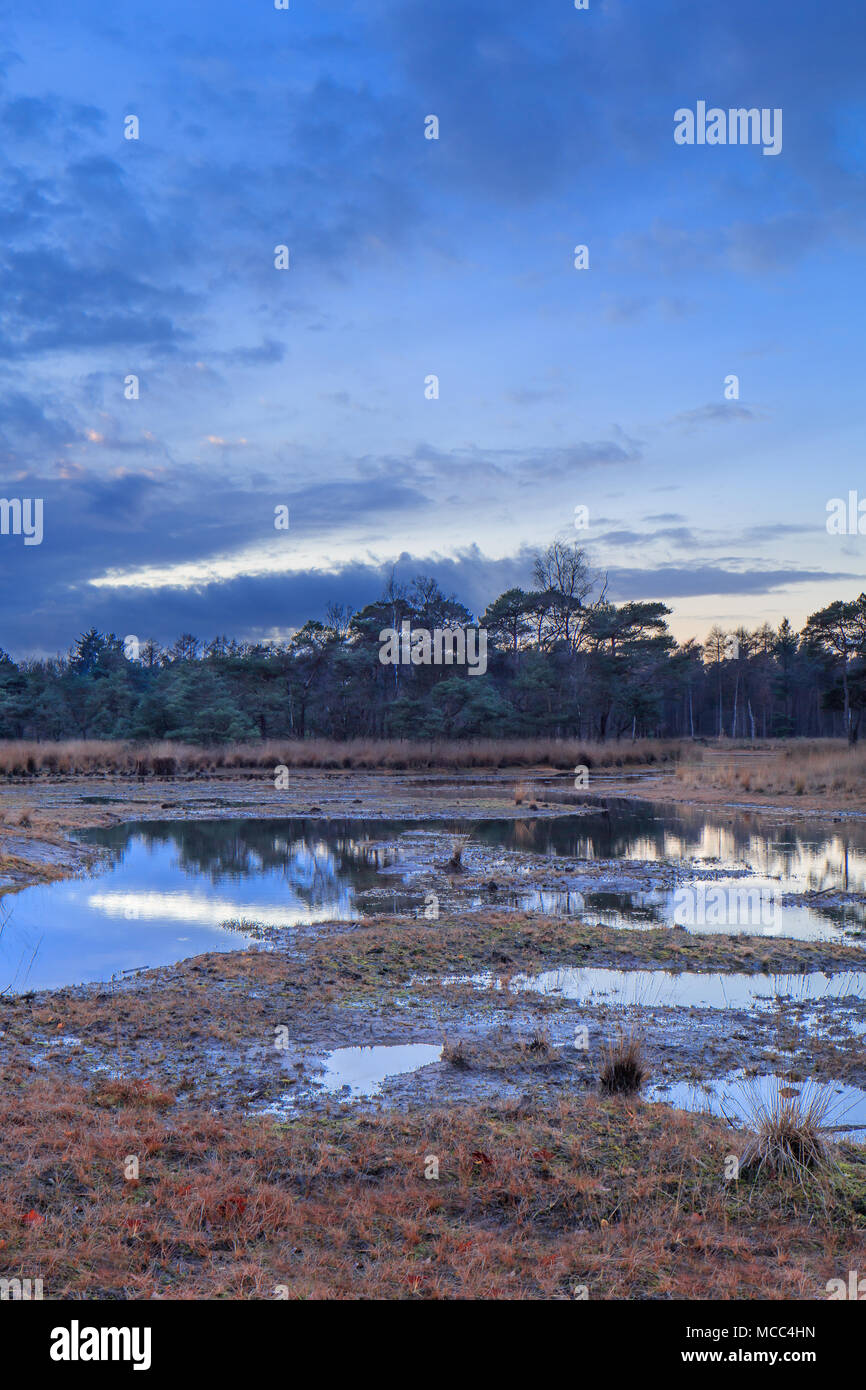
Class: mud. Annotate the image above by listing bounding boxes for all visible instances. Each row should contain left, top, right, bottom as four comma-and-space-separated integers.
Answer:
0, 770, 864, 1137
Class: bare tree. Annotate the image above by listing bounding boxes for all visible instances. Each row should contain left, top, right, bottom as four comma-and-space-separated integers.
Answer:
531, 541, 600, 651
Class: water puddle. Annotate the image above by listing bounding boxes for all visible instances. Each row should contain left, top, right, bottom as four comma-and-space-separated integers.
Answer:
510, 887, 667, 927
0, 818, 394, 991
312, 1043, 443, 1097
649, 1071, 866, 1144
474, 801, 866, 894
261, 1043, 444, 1112
461, 965, 866, 1014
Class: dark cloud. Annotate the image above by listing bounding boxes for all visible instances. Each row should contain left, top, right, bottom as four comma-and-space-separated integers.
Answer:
0, 249, 192, 357
4, 525, 858, 659
0, 544, 538, 658
0, 389, 80, 457
0, 459, 437, 654
742, 523, 817, 542
605, 566, 857, 602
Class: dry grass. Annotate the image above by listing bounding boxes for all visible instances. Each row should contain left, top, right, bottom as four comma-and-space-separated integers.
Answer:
600, 1028, 646, 1096
441, 1040, 471, 1069
445, 835, 471, 872
0, 1072, 862, 1299
518, 1027, 555, 1057
0, 737, 684, 778
675, 740, 866, 800
739, 1080, 838, 1187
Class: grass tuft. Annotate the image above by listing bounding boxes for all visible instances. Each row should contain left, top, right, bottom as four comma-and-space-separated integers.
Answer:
738, 1080, 838, 1186
442, 1039, 471, 1069
599, 1028, 646, 1096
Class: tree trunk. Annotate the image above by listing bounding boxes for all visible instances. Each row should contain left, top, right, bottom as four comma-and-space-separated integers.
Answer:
843, 664, 855, 744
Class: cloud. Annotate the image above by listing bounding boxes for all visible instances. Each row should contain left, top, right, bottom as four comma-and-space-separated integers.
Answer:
742, 522, 817, 542
669, 403, 765, 430
0, 249, 191, 358
604, 565, 857, 601
0, 543, 538, 658
220, 338, 287, 367
598, 526, 699, 548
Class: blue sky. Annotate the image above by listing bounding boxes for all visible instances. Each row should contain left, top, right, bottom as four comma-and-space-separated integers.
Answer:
0, 0, 864, 655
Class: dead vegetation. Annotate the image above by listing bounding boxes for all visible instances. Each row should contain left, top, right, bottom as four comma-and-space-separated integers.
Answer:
520, 1027, 555, 1057
0, 1072, 861, 1300
676, 740, 866, 801
738, 1080, 839, 1187
442, 1039, 471, 1069
444, 835, 471, 872
600, 1027, 646, 1096
0, 736, 683, 779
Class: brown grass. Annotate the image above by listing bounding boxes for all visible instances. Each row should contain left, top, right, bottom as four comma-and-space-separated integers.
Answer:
739, 1080, 838, 1187
599, 1028, 646, 1096
0, 737, 684, 778
675, 740, 866, 800
0, 1072, 862, 1299
441, 1040, 471, 1069
445, 835, 471, 871
519, 1027, 555, 1057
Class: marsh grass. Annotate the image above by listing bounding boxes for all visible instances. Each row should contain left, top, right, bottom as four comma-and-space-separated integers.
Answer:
442, 1039, 471, 1069
676, 739, 866, 799
1, 1070, 861, 1299
0, 736, 683, 778
737, 1079, 838, 1188
445, 835, 471, 872
519, 1027, 555, 1057
599, 1026, 646, 1096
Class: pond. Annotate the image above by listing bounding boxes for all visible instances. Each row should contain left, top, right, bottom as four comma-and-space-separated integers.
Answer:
2, 807, 866, 990
469, 799, 866, 894
0, 818, 399, 991
464, 803, 866, 940
262, 1043, 445, 1112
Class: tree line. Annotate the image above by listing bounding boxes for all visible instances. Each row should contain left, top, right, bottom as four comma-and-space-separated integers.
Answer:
2, 542, 864, 744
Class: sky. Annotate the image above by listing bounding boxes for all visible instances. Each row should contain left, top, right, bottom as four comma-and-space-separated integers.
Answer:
0, 0, 864, 657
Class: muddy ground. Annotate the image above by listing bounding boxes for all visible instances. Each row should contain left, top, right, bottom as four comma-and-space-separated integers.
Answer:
1, 769, 864, 1300
1, 771, 864, 1123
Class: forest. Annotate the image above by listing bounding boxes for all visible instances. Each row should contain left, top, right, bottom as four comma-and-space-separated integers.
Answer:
2, 543, 865, 745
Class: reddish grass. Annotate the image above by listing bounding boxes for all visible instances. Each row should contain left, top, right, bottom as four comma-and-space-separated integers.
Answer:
0, 1073, 862, 1300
